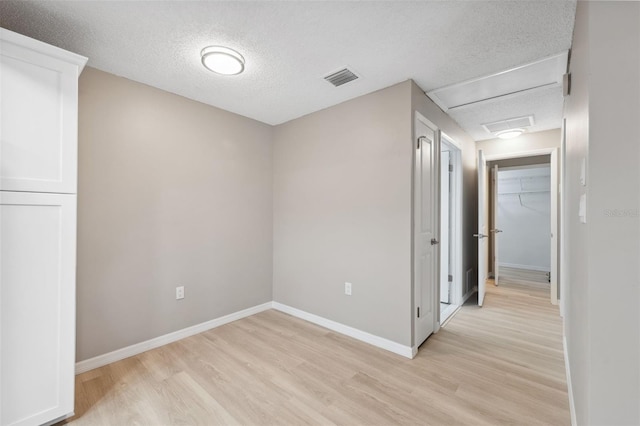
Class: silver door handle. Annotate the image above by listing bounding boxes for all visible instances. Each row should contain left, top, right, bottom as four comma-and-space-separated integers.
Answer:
473, 233, 488, 239
490, 229, 503, 233
431, 238, 439, 245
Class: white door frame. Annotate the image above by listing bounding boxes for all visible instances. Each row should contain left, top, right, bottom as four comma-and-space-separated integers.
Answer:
484, 147, 560, 305
440, 149, 451, 303
477, 150, 488, 306
491, 164, 500, 286
439, 133, 463, 320
438, 150, 453, 306
560, 119, 567, 317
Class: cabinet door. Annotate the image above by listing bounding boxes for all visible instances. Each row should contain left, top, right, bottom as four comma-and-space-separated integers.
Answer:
0, 31, 84, 194
1, 191, 76, 426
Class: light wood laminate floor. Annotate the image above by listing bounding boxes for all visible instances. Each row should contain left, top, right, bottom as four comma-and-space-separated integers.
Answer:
500, 266, 550, 285
62, 281, 570, 425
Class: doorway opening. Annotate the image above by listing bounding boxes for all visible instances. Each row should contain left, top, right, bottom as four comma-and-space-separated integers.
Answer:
479, 148, 559, 306
439, 134, 462, 324
412, 114, 465, 351
492, 163, 551, 289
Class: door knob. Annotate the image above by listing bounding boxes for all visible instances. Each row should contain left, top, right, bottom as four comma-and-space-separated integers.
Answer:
431, 238, 439, 245
473, 233, 488, 239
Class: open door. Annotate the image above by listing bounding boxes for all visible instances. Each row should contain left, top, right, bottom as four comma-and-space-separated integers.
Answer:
490, 164, 502, 286
475, 150, 488, 306
414, 115, 439, 346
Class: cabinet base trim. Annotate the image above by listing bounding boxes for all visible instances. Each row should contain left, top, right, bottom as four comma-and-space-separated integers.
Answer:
75, 302, 272, 374
43, 412, 74, 426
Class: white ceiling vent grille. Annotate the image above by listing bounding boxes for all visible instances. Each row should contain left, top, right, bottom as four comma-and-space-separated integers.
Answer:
324, 68, 359, 87
482, 115, 535, 133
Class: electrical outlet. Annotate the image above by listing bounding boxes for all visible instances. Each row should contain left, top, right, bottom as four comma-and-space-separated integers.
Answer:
344, 282, 352, 296
176, 286, 185, 300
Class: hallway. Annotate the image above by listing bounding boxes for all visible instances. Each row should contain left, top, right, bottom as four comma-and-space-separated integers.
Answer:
429, 276, 570, 424
63, 282, 570, 425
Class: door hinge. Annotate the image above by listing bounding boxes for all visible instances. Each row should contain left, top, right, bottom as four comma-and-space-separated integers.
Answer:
448, 274, 453, 282
417, 137, 421, 150
449, 164, 453, 172
417, 307, 420, 318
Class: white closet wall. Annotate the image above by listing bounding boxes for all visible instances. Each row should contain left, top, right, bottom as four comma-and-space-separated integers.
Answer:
497, 166, 551, 271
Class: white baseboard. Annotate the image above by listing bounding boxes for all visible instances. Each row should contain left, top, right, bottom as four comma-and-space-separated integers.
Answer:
441, 305, 462, 327
461, 288, 475, 305
272, 302, 414, 359
499, 262, 550, 272
77, 300, 418, 374
563, 334, 577, 426
75, 302, 273, 374
410, 345, 418, 358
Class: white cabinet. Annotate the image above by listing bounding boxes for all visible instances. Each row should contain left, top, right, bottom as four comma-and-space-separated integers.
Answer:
0, 28, 86, 194
1, 192, 77, 426
0, 28, 86, 426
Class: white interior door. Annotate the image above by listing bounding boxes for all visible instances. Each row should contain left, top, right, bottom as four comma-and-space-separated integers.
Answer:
414, 116, 439, 346
476, 150, 488, 306
440, 150, 450, 304
491, 164, 501, 286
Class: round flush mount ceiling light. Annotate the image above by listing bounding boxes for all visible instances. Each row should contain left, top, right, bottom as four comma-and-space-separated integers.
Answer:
201, 46, 245, 75
496, 128, 524, 139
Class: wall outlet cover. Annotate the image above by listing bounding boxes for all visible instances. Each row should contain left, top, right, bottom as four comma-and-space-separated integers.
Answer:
344, 282, 352, 296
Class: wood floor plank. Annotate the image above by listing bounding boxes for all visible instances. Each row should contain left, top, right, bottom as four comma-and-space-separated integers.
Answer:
61, 277, 570, 425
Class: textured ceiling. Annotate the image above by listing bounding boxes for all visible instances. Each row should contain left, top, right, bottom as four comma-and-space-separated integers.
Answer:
0, 1, 576, 138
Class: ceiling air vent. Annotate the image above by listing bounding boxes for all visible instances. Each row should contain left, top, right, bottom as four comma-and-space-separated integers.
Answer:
482, 115, 535, 133
324, 68, 359, 87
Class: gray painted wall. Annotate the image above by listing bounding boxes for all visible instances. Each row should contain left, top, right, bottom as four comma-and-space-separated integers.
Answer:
476, 129, 561, 157
490, 155, 550, 169
273, 82, 414, 346
77, 68, 274, 361
564, 2, 640, 424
